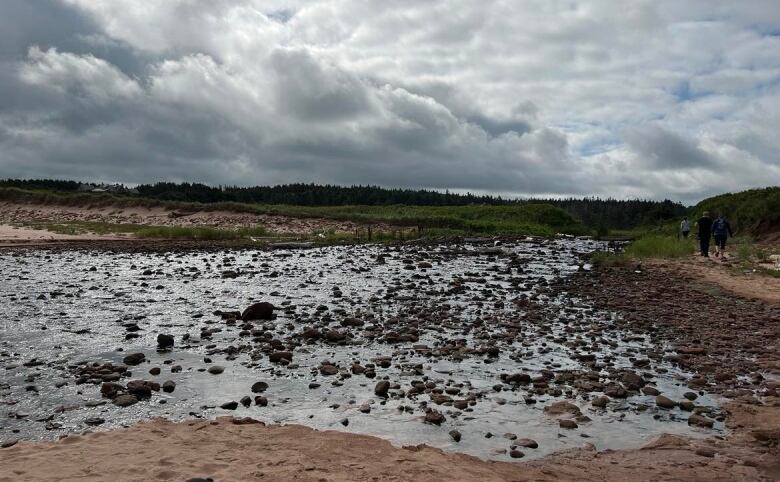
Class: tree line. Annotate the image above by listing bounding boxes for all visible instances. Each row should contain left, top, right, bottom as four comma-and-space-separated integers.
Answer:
0, 179, 688, 229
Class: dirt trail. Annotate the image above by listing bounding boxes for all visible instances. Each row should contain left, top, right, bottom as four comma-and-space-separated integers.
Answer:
651, 255, 780, 305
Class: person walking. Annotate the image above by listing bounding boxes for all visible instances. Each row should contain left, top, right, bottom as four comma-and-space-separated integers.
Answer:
712, 213, 734, 258
696, 211, 713, 257
680, 217, 691, 238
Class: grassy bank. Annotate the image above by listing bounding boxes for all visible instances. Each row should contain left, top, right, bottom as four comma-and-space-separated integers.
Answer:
0, 187, 585, 237
592, 234, 694, 266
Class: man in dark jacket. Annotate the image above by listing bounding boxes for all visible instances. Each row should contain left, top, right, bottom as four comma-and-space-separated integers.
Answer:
711, 213, 734, 258
697, 211, 713, 257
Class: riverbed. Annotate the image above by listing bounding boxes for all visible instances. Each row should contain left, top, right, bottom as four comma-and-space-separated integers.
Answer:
0, 238, 723, 460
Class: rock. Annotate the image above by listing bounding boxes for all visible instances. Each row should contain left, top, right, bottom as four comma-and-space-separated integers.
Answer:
113, 394, 138, 407
156, 334, 174, 349
375, 381, 390, 397
359, 404, 371, 414
254, 396, 268, 407
751, 429, 780, 444
591, 396, 609, 408
242, 302, 275, 321
126, 380, 160, 398
425, 411, 445, 425
604, 383, 627, 398
100, 382, 124, 399
621, 371, 644, 390
1, 439, 19, 449
149, 367, 161, 376
559, 419, 578, 429
269, 352, 293, 364
544, 401, 581, 416
240, 396, 252, 407
319, 364, 339, 376
123, 353, 146, 366
251, 381, 269, 393
695, 447, 716, 457
688, 414, 714, 428
509, 450, 525, 458
208, 365, 225, 375
162, 380, 176, 393
84, 417, 105, 426
683, 391, 698, 401
449, 430, 462, 442
516, 438, 538, 449
504, 373, 531, 384
340, 418, 349, 427
679, 400, 695, 411
641, 386, 660, 396
655, 395, 676, 409
220, 401, 239, 410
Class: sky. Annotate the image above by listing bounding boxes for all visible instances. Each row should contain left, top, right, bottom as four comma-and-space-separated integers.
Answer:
1, 1, 779, 203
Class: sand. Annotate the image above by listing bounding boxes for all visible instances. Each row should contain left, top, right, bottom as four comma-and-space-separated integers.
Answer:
651, 255, 780, 305
1, 404, 777, 482
0, 202, 407, 241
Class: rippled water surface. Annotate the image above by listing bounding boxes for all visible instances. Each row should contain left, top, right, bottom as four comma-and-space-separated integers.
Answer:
0, 239, 723, 460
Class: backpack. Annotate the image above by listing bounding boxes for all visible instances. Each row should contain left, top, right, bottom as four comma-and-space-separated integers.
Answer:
713, 218, 727, 236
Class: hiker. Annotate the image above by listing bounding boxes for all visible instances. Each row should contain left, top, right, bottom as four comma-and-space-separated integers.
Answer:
696, 211, 713, 257
712, 213, 734, 258
680, 217, 691, 238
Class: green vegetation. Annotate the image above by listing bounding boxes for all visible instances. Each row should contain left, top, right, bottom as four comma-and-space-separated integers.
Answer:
0, 179, 689, 231
591, 234, 694, 266
0, 186, 583, 236
622, 235, 694, 259
135, 225, 269, 240
1, 182, 777, 240
693, 187, 780, 235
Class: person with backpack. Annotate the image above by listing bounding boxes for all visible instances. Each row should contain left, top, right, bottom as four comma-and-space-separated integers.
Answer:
711, 213, 734, 258
696, 212, 713, 257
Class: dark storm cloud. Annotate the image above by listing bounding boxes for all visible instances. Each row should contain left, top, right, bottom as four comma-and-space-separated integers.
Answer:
624, 126, 715, 170
0, 0, 778, 203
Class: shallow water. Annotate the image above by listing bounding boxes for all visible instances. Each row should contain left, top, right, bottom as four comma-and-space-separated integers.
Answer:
0, 239, 723, 460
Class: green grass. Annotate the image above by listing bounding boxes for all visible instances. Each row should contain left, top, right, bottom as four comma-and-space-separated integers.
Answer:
622, 235, 694, 259
591, 234, 693, 266
0, 187, 585, 237
135, 225, 269, 240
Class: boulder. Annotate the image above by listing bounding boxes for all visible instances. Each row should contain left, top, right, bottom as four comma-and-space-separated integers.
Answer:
156, 334, 174, 349
251, 381, 269, 393
544, 401, 581, 416
112, 394, 138, 407
242, 302, 275, 321
269, 352, 293, 364
375, 381, 390, 397
656, 395, 676, 409
123, 353, 146, 366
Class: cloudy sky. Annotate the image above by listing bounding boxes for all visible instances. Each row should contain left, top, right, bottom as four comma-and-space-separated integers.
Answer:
1, 0, 779, 203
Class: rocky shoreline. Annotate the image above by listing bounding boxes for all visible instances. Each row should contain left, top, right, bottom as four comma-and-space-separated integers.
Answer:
1, 242, 778, 480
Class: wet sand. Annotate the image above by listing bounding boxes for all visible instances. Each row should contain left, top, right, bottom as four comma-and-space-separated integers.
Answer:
0, 401, 776, 482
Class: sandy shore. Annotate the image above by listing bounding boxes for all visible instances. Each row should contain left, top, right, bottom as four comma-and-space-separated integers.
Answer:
0, 202, 405, 240
1, 406, 777, 482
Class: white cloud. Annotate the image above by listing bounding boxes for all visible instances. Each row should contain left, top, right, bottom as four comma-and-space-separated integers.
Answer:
19, 46, 141, 102
0, 0, 778, 203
